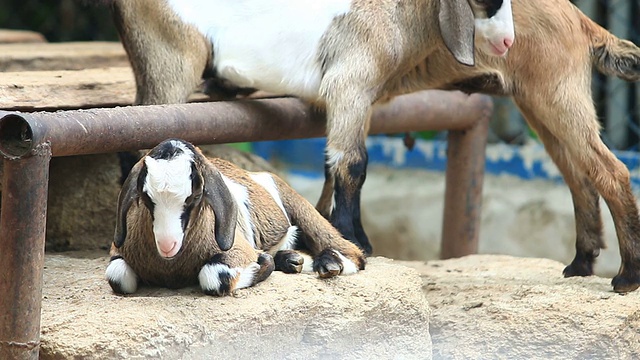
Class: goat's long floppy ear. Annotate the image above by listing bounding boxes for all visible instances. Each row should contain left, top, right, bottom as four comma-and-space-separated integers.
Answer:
114, 160, 144, 248
439, 0, 475, 66
201, 162, 237, 252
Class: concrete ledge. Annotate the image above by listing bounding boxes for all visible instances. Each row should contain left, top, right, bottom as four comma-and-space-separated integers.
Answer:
402, 255, 640, 360
40, 256, 432, 359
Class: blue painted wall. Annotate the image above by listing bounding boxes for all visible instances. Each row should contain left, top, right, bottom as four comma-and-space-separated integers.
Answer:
252, 136, 640, 189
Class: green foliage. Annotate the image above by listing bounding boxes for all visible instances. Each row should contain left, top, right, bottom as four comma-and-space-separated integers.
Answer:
0, 0, 118, 42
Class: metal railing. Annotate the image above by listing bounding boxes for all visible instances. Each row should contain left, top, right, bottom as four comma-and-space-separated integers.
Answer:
0, 90, 492, 359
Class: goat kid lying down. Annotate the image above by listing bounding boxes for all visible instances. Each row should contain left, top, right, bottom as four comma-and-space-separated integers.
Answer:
106, 139, 366, 296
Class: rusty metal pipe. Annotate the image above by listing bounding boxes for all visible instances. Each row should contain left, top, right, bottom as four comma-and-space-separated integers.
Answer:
0, 89, 492, 358
0, 91, 490, 159
440, 102, 492, 259
0, 144, 51, 360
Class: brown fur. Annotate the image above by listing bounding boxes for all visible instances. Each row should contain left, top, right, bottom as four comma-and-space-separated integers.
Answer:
380, 0, 640, 292
110, 144, 366, 291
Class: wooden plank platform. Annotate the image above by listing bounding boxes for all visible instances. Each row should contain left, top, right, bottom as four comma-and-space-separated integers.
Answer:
0, 67, 136, 110
0, 66, 276, 111
0, 41, 128, 72
0, 29, 46, 44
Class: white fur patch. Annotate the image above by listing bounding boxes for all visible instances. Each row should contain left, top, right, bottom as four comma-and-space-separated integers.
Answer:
249, 172, 289, 222
166, 0, 352, 99
300, 252, 315, 273
198, 263, 238, 293
325, 147, 344, 171
333, 250, 358, 275
199, 262, 260, 294
325, 147, 343, 214
143, 148, 194, 257
221, 175, 255, 248
278, 226, 299, 251
236, 262, 261, 289
105, 258, 138, 294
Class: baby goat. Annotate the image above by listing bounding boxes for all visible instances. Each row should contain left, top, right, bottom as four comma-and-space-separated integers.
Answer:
109, 0, 515, 256
106, 139, 366, 296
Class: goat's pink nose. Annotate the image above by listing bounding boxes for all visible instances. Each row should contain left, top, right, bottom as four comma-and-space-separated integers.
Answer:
504, 37, 514, 49
158, 239, 177, 254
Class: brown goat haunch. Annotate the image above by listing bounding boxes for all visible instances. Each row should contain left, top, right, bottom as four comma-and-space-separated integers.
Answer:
106, 139, 366, 296
109, 0, 515, 256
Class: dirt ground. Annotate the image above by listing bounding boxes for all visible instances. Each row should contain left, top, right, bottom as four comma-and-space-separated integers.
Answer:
400, 255, 640, 360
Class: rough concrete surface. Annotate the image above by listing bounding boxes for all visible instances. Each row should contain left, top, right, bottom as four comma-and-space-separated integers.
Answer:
400, 255, 640, 360
40, 255, 432, 360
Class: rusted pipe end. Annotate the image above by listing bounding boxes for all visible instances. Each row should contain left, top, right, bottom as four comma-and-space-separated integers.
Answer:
0, 114, 34, 159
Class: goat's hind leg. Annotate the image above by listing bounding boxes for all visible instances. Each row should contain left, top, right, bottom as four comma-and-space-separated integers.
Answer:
274, 249, 305, 274
517, 91, 640, 292
271, 175, 366, 277
521, 116, 605, 277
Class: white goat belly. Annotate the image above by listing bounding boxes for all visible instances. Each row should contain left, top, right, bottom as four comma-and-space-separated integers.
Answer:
166, 0, 352, 99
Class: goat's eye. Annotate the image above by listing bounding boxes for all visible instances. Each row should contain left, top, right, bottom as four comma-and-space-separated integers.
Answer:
186, 191, 203, 205
473, 0, 489, 6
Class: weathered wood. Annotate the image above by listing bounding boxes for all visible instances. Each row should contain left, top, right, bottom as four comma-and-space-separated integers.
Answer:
0, 29, 46, 44
0, 66, 277, 110
0, 42, 128, 72
0, 67, 136, 110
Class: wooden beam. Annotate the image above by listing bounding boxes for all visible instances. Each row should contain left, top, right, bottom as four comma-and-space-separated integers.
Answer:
0, 41, 128, 72
0, 67, 136, 110
0, 29, 46, 44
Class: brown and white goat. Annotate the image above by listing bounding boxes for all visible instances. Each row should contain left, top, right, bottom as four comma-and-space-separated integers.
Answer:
106, 139, 366, 296
109, 0, 515, 256
109, 0, 640, 293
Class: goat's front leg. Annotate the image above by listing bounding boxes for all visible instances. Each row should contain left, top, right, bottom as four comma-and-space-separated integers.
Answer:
198, 242, 275, 296
105, 252, 139, 295
320, 80, 374, 256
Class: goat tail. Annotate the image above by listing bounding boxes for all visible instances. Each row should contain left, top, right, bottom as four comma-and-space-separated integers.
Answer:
582, 13, 640, 82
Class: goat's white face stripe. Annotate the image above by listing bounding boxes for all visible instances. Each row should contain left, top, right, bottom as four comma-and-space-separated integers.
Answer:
474, 0, 515, 57
166, 0, 351, 100
144, 152, 194, 258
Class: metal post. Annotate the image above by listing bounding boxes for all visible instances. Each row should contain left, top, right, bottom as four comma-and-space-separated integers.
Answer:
0, 144, 51, 359
440, 95, 492, 259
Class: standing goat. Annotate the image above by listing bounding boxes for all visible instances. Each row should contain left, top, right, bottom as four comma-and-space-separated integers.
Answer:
109, 0, 640, 293
106, 139, 366, 296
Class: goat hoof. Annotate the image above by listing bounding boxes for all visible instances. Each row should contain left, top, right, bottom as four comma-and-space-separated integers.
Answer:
274, 250, 304, 274
313, 249, 343, 278
256, 253, 276, 283
563, 261, 594, 278
612, 268, 640, 293
562, 250, 597, 277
